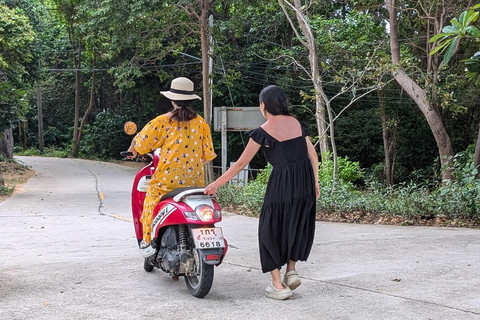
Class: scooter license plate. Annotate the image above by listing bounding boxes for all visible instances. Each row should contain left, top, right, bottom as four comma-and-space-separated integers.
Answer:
191, 227, 225, 249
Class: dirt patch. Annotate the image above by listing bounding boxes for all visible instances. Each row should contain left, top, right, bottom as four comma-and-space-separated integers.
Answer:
316, 211, 480, 228
0, 160, 35, 202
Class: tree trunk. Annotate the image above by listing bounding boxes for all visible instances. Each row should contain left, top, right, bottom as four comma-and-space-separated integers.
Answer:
474, 124, 480, 175
378, 90, 393, 185
0, 128, 14, 189
72, 58, 96, 158
200, 0, 215, 183
290, 0, 329, 160
72, 46, 82, 158
0, 164, 4, 188
37, 83, 44, 153
386, 0, 454, 182
0, 128, 14, 159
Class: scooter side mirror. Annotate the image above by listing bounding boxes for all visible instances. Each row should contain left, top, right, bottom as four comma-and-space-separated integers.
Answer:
124, 121, 137, 135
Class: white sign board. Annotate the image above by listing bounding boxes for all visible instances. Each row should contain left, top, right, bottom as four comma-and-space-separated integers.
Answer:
214, 106, 265, 175
213, 107, 265, 131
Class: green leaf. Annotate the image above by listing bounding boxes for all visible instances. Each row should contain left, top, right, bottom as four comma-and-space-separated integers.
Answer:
430, 40, 451, 55
442, 25, 460, 33
459, 11, 468, 26
442, 37, 458, 65
465, 11, 479, 26
429, 33, 448, 43
450, 18, 463, 30
466, 25, 480, 37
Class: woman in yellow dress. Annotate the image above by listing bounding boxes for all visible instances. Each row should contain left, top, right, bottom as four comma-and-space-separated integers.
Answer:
127, 77, 216, 257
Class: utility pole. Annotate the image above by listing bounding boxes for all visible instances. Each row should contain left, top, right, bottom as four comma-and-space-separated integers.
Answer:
37, 82, 44, 153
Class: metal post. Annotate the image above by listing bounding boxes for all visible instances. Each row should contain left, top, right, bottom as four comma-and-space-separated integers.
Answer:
221, 106, 227, 174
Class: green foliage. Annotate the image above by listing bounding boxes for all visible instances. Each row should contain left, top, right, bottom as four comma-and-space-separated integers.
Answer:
0, 4, 35, 73
318, 153, 363, 185
217, 179, 267, 216
217, 151, 480, 222
0, 4, 34, 132
0, 83, 28, 132
437, 152, 480, 217
464, 52, 480, 85
0, 184, 14, 196
430, 4, 480, 66
80, 111, 132, 160
15, 146, 70, 158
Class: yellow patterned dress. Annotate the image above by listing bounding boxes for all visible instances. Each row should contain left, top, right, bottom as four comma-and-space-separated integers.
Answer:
134, 114, 216, 243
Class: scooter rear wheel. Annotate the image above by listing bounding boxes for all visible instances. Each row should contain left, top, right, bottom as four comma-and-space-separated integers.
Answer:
184, 249, 214, 298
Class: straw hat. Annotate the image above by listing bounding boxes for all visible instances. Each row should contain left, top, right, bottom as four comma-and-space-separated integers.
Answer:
160, 77, 201, 101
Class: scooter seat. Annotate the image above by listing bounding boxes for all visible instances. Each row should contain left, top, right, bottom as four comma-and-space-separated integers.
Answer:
160, 187, 206, 201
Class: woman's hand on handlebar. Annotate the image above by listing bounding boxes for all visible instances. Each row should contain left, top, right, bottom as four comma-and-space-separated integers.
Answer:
126, 146, 137, 160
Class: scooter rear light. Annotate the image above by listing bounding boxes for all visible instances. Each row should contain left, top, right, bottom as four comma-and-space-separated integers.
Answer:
196, 205, 215, 222
206, 254, 219, 261
183, 211, 199, 220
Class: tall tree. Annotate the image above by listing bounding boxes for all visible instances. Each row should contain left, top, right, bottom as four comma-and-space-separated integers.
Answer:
430, 4, 480, 169
50, 0, 85, 157
385, 0, 456, 182
0, 3, 33, 188
278, 0, 329, 159
278, 1, 392, 188
0, 4, 34, 158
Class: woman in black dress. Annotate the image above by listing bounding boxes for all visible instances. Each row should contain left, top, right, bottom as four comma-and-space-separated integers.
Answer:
204, 85, 319, 300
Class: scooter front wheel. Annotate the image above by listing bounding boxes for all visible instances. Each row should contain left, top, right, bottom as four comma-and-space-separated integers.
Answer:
184, 248, 214, 298
144, 258, 154, 272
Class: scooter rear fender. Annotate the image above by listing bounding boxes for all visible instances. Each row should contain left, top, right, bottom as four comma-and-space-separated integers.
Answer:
197, 246, 227, 266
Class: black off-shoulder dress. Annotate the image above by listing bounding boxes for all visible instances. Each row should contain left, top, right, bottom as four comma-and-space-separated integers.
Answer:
249, 121, 317, 273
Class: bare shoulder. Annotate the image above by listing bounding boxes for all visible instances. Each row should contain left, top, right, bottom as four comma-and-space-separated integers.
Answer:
262, 116, 302, 141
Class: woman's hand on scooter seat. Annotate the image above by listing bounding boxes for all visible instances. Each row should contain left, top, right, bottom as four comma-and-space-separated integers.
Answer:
204, 181, 220, 195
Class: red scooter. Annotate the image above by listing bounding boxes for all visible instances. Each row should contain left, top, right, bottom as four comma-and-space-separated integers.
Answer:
121, 149, 228, 298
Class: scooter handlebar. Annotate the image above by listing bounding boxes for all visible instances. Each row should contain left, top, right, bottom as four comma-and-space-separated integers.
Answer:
120, 151, 133, 157
120, 151, 154, 162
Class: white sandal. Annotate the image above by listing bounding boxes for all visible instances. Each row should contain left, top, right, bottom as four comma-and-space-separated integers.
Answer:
265, 282, 293, 300
284, 270, 302, 290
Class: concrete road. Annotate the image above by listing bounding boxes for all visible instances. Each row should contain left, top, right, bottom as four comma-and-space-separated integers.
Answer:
1, 156, 479, 320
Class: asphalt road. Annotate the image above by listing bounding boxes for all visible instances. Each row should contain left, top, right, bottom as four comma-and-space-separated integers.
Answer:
1, 156, 480, 320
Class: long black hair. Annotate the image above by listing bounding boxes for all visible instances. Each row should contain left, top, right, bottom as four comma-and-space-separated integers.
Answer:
259, 85, 290, 116
169, 100, 198, 122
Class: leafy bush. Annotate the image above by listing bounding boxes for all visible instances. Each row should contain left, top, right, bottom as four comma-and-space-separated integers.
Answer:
217, 179, 266, 216
217, 155, 363, 216
15, 147, 70, 158
217, 151, 480, 223
318, 153, 363, 186
435, 153, 480, 218
80, 111, 132, 160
